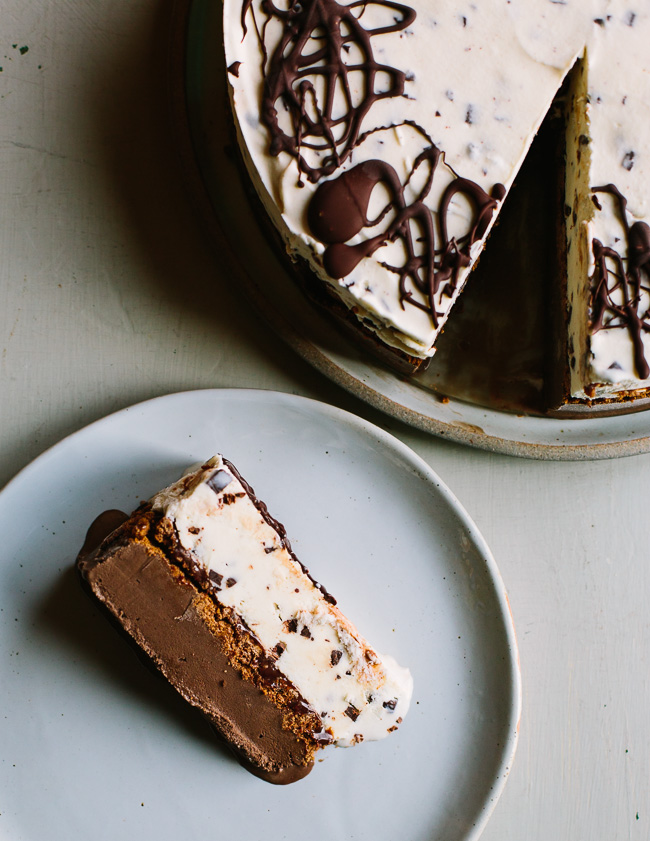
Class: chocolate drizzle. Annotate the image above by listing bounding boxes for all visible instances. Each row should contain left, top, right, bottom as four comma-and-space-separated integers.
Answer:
308, 149, 504, 324
591, 184, 650, 380
248, 0, 416, 182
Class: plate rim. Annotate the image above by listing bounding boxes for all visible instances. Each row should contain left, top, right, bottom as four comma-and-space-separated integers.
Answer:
1, 386, 522, 841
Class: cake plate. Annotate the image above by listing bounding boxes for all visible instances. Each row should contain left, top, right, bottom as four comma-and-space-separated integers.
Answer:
0, 389, 520, 841
172, 0, 650, 459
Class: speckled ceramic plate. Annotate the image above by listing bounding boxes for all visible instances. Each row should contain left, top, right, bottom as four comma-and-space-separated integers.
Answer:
173, 0, 650, 459
0, 389, 519, 841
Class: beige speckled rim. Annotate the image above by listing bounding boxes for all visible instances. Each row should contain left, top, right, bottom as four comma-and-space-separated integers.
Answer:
170, 0, 650, 461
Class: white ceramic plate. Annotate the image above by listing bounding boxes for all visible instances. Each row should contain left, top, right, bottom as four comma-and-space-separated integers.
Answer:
177, 0, 650, 460
0, 389, 520, 841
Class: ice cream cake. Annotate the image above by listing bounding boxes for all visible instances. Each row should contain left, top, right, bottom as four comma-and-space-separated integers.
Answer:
223, 0, 650, 405
77, 456, 412, 783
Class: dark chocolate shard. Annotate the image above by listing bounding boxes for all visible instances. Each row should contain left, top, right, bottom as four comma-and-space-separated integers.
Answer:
284, 617, 299, 633
207, 469, 233, 494
209, 569, 224, 589
254, 0, 417, 183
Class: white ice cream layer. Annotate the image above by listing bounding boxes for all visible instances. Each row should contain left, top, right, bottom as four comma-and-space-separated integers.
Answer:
150, 456, 413, 747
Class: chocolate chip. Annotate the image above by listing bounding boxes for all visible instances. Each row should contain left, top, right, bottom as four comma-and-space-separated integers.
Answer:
207, 469, 233, 494
188, 526, 200, 534
227, 61, 241, 77
225, 577, 237, 588
383, 698, 397, 711
623, 151, 635, 171
221, 492, 244, 505
330, 650, 343, 666
344, 704, 360, 721
208, 570, 223, 589
300, 626, 312, 639
284, 618, 298, 633
264, 546, 277, 554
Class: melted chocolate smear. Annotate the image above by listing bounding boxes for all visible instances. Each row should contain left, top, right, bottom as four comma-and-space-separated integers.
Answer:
78, 510, 129, 560
251, 0, 416, 183
308, 148, 503, 325
591, 184, 650, 380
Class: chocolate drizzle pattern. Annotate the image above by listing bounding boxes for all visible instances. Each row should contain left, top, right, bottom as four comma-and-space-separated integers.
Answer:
245, 0, 416, 183
591, 184, 650, 380
238, 0, 505, 334
308, 148, 504, 324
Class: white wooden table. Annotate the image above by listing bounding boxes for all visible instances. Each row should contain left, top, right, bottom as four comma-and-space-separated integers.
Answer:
2, 2, 649, 838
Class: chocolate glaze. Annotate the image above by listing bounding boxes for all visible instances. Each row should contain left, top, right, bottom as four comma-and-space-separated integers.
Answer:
308, 149, 504, 325
246, 0, 416, 183
591, 184, 650, 380
77, 512, 319, 784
